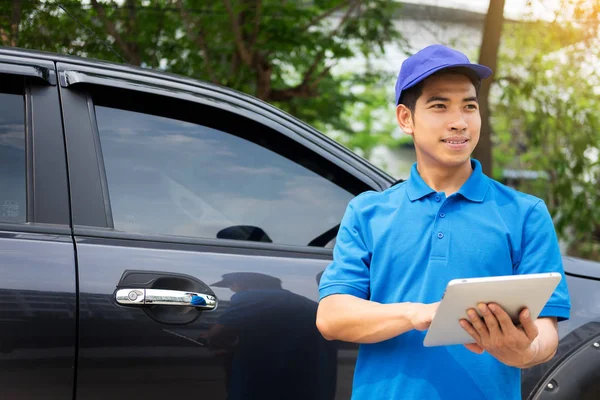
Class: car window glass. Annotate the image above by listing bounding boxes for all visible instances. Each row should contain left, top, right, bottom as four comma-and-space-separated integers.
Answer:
95, 104, 358, 247
0, 75, 26, 223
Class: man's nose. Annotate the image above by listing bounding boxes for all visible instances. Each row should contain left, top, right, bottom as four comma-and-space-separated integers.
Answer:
448, 113, 468, 132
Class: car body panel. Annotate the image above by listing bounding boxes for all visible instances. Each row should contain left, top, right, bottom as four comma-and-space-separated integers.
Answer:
73, 237, 355, 399
0, 233, 76, 400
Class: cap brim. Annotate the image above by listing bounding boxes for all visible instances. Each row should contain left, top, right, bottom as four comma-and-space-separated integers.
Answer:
405, 63, 491, 91
211, 280, 229, 287
398, 63, 492, 104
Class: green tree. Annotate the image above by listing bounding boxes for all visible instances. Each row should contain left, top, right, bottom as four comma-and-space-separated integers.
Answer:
8, 0, 405, 131
491, 0, 600, 260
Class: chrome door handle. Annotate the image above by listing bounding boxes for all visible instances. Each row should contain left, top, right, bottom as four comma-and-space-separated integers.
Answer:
115, 288, 217, 310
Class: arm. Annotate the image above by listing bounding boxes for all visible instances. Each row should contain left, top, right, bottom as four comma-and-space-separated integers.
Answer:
517, 317, 558, 368
316, 198, 438, 344
316, 294, 438, 344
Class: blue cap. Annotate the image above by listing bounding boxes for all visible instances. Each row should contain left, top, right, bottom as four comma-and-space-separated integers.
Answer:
394, 44, 492, 106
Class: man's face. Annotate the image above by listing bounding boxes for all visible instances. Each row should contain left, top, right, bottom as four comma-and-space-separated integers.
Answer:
397, 73, 481, 169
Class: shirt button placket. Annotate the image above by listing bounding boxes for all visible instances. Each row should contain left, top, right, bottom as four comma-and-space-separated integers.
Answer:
437, 204, 445, 240
431, 193, 448, 259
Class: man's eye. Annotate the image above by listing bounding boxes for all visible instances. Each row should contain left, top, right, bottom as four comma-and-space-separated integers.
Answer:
431, 104, 446, 109
465, 104, 478, 109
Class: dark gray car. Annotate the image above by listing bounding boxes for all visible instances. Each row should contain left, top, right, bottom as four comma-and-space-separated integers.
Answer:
0, 47, 598, 400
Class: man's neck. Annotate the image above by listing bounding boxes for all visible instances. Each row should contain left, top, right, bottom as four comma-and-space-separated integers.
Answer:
416, 159, 473, 196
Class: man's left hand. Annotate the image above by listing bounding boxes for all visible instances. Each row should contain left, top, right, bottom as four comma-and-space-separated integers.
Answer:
460, 303, 539, 367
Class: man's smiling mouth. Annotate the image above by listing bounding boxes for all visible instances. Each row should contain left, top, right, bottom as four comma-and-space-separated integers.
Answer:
441, 139, 469, 144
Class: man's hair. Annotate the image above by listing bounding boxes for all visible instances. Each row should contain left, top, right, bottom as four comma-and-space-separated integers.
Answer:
398, 67, 482, 116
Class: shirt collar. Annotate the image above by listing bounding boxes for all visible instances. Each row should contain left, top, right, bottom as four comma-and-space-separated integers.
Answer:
406, 163, 436, 201
457, 159, 489, 202
406, 159, 489, 203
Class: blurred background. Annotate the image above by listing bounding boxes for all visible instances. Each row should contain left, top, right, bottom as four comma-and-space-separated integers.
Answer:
1, 0, 598, 260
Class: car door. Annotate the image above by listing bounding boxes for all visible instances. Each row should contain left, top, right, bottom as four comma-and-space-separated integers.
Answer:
0, 53, 76, 399
57, 61, 388, 400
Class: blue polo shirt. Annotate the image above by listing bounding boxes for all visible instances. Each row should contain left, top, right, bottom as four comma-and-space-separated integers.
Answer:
319, 159, 571, 400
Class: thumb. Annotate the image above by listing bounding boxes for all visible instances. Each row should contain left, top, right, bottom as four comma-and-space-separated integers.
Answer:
464, 343, 485, 354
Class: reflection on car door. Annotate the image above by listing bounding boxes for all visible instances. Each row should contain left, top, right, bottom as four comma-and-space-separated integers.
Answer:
59, 64, 377, 400
0, 57, 75, 399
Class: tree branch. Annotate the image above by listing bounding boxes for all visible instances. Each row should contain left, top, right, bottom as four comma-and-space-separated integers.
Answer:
263, 0, 356, 62
90, 0, 139, 64
229, 51, 240, 82
302, 0, 358, 86
310, 64, 334, 88
269, 1, 358, 102
302, 0, 353, 31
269, 86, 317, 102
223, 0, 253, 66
127, 0, 135, 35
176, 0, 219, 84
250, 0, 261, 49
10, 0, 22, 47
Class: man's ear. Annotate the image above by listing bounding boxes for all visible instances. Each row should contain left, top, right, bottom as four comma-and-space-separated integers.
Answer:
396, 104, 414, 135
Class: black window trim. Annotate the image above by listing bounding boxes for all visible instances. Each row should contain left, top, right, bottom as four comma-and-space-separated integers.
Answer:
59, 66, 378, 254
0, 59, 70, 232
73, 226, 334, 260
0, 55, 57, 85
24, 83, 34, 221
86, 92, 114, 229
0, 222, 72, 236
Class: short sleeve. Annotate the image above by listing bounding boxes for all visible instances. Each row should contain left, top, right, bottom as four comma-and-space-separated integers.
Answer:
515, 201, 571, 321
319, 200, 371, 301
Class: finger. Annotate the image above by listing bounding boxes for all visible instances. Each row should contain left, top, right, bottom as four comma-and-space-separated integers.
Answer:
519, 309, 539, 340
488, 303, 517, 333
477, 303, 500, 336
467, 308, 489, 337
460, 318, 481, 343
464, 342, 485, 354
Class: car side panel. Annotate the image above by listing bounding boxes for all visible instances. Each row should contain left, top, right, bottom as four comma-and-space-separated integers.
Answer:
0, 233, 76, 399
73, 238, 356, 400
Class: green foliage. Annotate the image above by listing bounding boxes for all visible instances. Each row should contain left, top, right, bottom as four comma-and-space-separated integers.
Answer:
491, 2, 600, 259
7, 0, 405, 130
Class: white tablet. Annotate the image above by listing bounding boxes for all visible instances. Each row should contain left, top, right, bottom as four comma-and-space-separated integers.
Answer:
423, 272, 562, 347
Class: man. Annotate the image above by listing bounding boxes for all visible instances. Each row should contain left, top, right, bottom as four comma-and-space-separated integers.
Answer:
316, 45, 571, 399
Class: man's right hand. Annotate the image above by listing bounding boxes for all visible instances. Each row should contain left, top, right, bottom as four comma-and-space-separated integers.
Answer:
411, 302, 440, 331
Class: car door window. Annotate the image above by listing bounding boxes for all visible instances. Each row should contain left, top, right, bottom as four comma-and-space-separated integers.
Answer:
0, 74, 26, 223
93, 92, 365, 247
